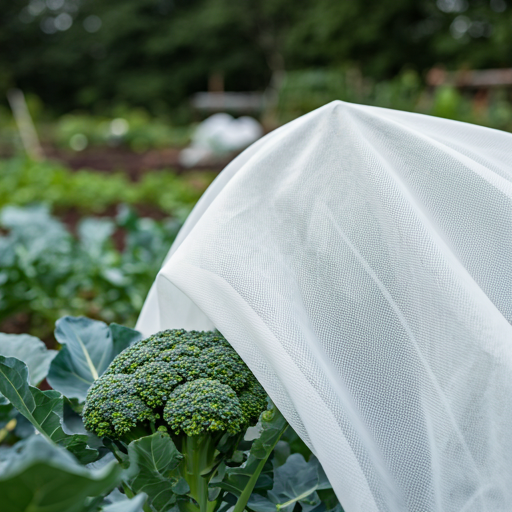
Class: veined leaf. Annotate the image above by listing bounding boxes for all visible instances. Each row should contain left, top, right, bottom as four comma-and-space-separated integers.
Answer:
247, 454, 333, 512
47, 316, 142, 401
127, 432, 188, 511
100, 489, 147, 512
0, 333, 57, 404
0, 436, 120, 512
110, 323, 143, 355
217, 407, 288, 497
0, 356, 97, 463
0, 333, 57, 386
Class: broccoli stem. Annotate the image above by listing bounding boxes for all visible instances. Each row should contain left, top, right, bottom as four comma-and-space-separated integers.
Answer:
180, 434, 220, 512
232, 457, 268, 512
232, 413, 289, 512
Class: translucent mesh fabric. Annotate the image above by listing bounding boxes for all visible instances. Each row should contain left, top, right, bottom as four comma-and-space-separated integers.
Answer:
136, 101, 512, 512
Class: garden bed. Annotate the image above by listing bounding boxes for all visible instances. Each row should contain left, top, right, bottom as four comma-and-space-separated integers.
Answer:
42, 145, 232, 178
0, 157, 217, 343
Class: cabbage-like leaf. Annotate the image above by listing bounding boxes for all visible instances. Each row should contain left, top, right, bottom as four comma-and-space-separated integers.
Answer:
0, 333, 57, 385
101, 490, 147, 512
0, 356, 97, 463
127, 432, 188, 511
0, 332, 57, 405
78, 218, 115, 260
47, 316, 142, 401
216, 407, 288, 497
247, 454, 332, 512
0, 436, 120, 512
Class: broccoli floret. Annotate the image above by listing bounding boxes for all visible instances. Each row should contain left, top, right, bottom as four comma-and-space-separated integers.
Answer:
83, 329, 267, 441
164, 378, 243, 436
82, 374, 155, 439
134, 361, 182, 408
238, 379, 268, 425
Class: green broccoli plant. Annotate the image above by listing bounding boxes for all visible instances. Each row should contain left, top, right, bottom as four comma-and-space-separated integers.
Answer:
0, 317, 340, 512
83, 329, 270, 512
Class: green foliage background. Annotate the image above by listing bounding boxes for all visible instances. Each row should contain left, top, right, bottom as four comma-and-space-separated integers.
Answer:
0, 159, 215, 340
2, 0, 512, 116
0, 158, 214, 215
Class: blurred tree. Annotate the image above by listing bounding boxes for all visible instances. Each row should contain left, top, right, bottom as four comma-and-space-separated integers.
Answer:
0, 0, 511, 116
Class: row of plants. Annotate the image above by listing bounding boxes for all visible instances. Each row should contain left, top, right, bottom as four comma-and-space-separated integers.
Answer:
4, 68, 512, 158
0, 158, 215, 217
54, 110, 194, 153
0, 316, 343, 512
276, 68, 512, 132
0, 203, 180, 340
0, 101, 194, 154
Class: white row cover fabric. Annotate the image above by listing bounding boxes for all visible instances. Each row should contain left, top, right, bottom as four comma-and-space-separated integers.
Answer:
136, 101, 512, 512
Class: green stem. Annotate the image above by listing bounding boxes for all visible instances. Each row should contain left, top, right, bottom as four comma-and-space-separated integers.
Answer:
232, 421, 288, 512
276, 490, 316, 510
111, 447, 124, 464
233, 457, 268, 512
178, 499, 200, 512
180, 435, 219, 512
0, 418, 16, 443
122, 482, 135, 499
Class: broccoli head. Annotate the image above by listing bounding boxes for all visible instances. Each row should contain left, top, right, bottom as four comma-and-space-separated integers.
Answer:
83, 374, 155, 439
164, 378, 243, 436
83, 330, 267, 441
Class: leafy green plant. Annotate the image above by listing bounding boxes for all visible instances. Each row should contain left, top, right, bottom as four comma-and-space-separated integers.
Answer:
0, 436, 121, 512
0, 204, 179, 339
0, 157, 215, 217
55, 110, 194, 152
82, 329, 269, 512
276, 68, 512, 133
0, 317, 343, 512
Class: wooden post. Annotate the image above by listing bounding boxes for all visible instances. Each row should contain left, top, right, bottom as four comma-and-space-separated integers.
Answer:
7, 88, 45, 161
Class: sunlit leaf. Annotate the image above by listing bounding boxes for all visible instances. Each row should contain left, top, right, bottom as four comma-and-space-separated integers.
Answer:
47, 316, 142, 401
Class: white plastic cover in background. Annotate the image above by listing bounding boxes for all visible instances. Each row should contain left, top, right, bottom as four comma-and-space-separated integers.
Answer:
137, 101, 512, 512
180, 113, 263, 167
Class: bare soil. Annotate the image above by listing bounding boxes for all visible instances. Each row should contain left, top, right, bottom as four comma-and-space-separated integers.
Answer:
43, 145, 231, 180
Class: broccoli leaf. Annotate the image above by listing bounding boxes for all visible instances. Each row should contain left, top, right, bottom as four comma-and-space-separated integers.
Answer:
0, 332, 57, 404
78, 218, 115, 261
216, 407, 288, 498
0, 355, 98, 463
247, 454, 333, 512
127, 432, 188, 511
0, 436, 120, 512
110, 323, 143, 355
47, 316, 142, 401
0, 333, 57, 386
100, 489, 148, 512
